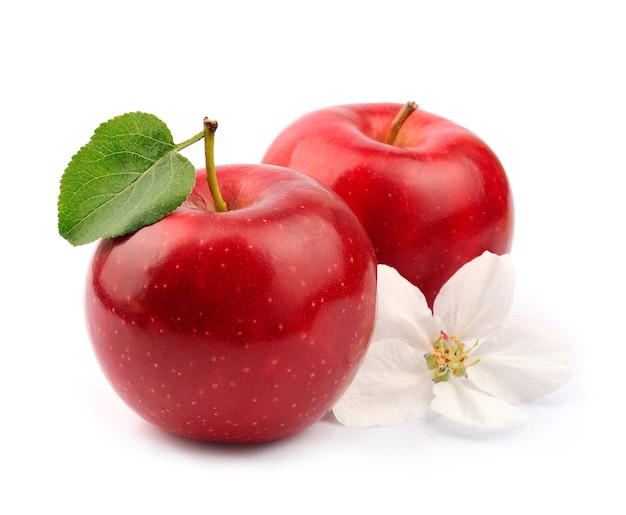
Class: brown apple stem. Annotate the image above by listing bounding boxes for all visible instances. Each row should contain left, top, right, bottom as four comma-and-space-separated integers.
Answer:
385, 101, 418, 145
203, 117, 228, 212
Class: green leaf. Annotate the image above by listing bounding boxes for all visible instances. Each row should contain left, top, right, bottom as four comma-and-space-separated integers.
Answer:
58, 112, 197, 246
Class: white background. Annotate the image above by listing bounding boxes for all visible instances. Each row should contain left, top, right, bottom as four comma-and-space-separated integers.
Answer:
2, 1, 622, 512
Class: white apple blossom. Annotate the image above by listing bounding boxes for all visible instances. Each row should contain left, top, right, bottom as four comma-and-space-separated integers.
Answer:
333, 251, 575, 430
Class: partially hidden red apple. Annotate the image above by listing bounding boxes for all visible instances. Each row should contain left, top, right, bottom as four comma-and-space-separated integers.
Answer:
262, 102, 514, 306
85, 164, 377, 443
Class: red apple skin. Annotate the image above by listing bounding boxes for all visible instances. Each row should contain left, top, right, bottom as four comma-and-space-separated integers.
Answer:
85, 165, 377, 443
262, 103, 514, 306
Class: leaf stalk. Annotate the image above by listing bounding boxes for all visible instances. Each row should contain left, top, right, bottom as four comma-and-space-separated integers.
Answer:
175, 130, 205, 151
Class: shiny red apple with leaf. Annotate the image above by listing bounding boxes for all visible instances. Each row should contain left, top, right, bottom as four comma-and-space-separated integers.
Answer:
263, 102, 514, 306
59, 115, 377, 443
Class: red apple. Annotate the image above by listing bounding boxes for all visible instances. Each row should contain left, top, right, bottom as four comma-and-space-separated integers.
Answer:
262, 102, 513, 306
85, 164, 377, 443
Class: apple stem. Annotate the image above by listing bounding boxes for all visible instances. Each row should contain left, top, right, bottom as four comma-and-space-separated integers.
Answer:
203, 118, 228, 212
385, 101, 418, 145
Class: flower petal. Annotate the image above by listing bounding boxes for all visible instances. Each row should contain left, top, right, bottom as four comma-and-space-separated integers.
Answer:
468, 315, 575, 404
434, 251, 515, 342
333, 338, 433, 427
431, 380, 530, 429
373, 265, 440, 353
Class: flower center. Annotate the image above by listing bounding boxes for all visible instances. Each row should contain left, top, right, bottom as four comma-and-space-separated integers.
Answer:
424, 332, 480, 383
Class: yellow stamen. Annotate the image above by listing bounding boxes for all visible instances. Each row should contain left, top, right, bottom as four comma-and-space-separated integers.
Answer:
424, 332, 480, 383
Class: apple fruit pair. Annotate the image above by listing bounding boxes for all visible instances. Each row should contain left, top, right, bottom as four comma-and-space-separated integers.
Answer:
77, 118, 377, 443
262, 102, 514, 306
